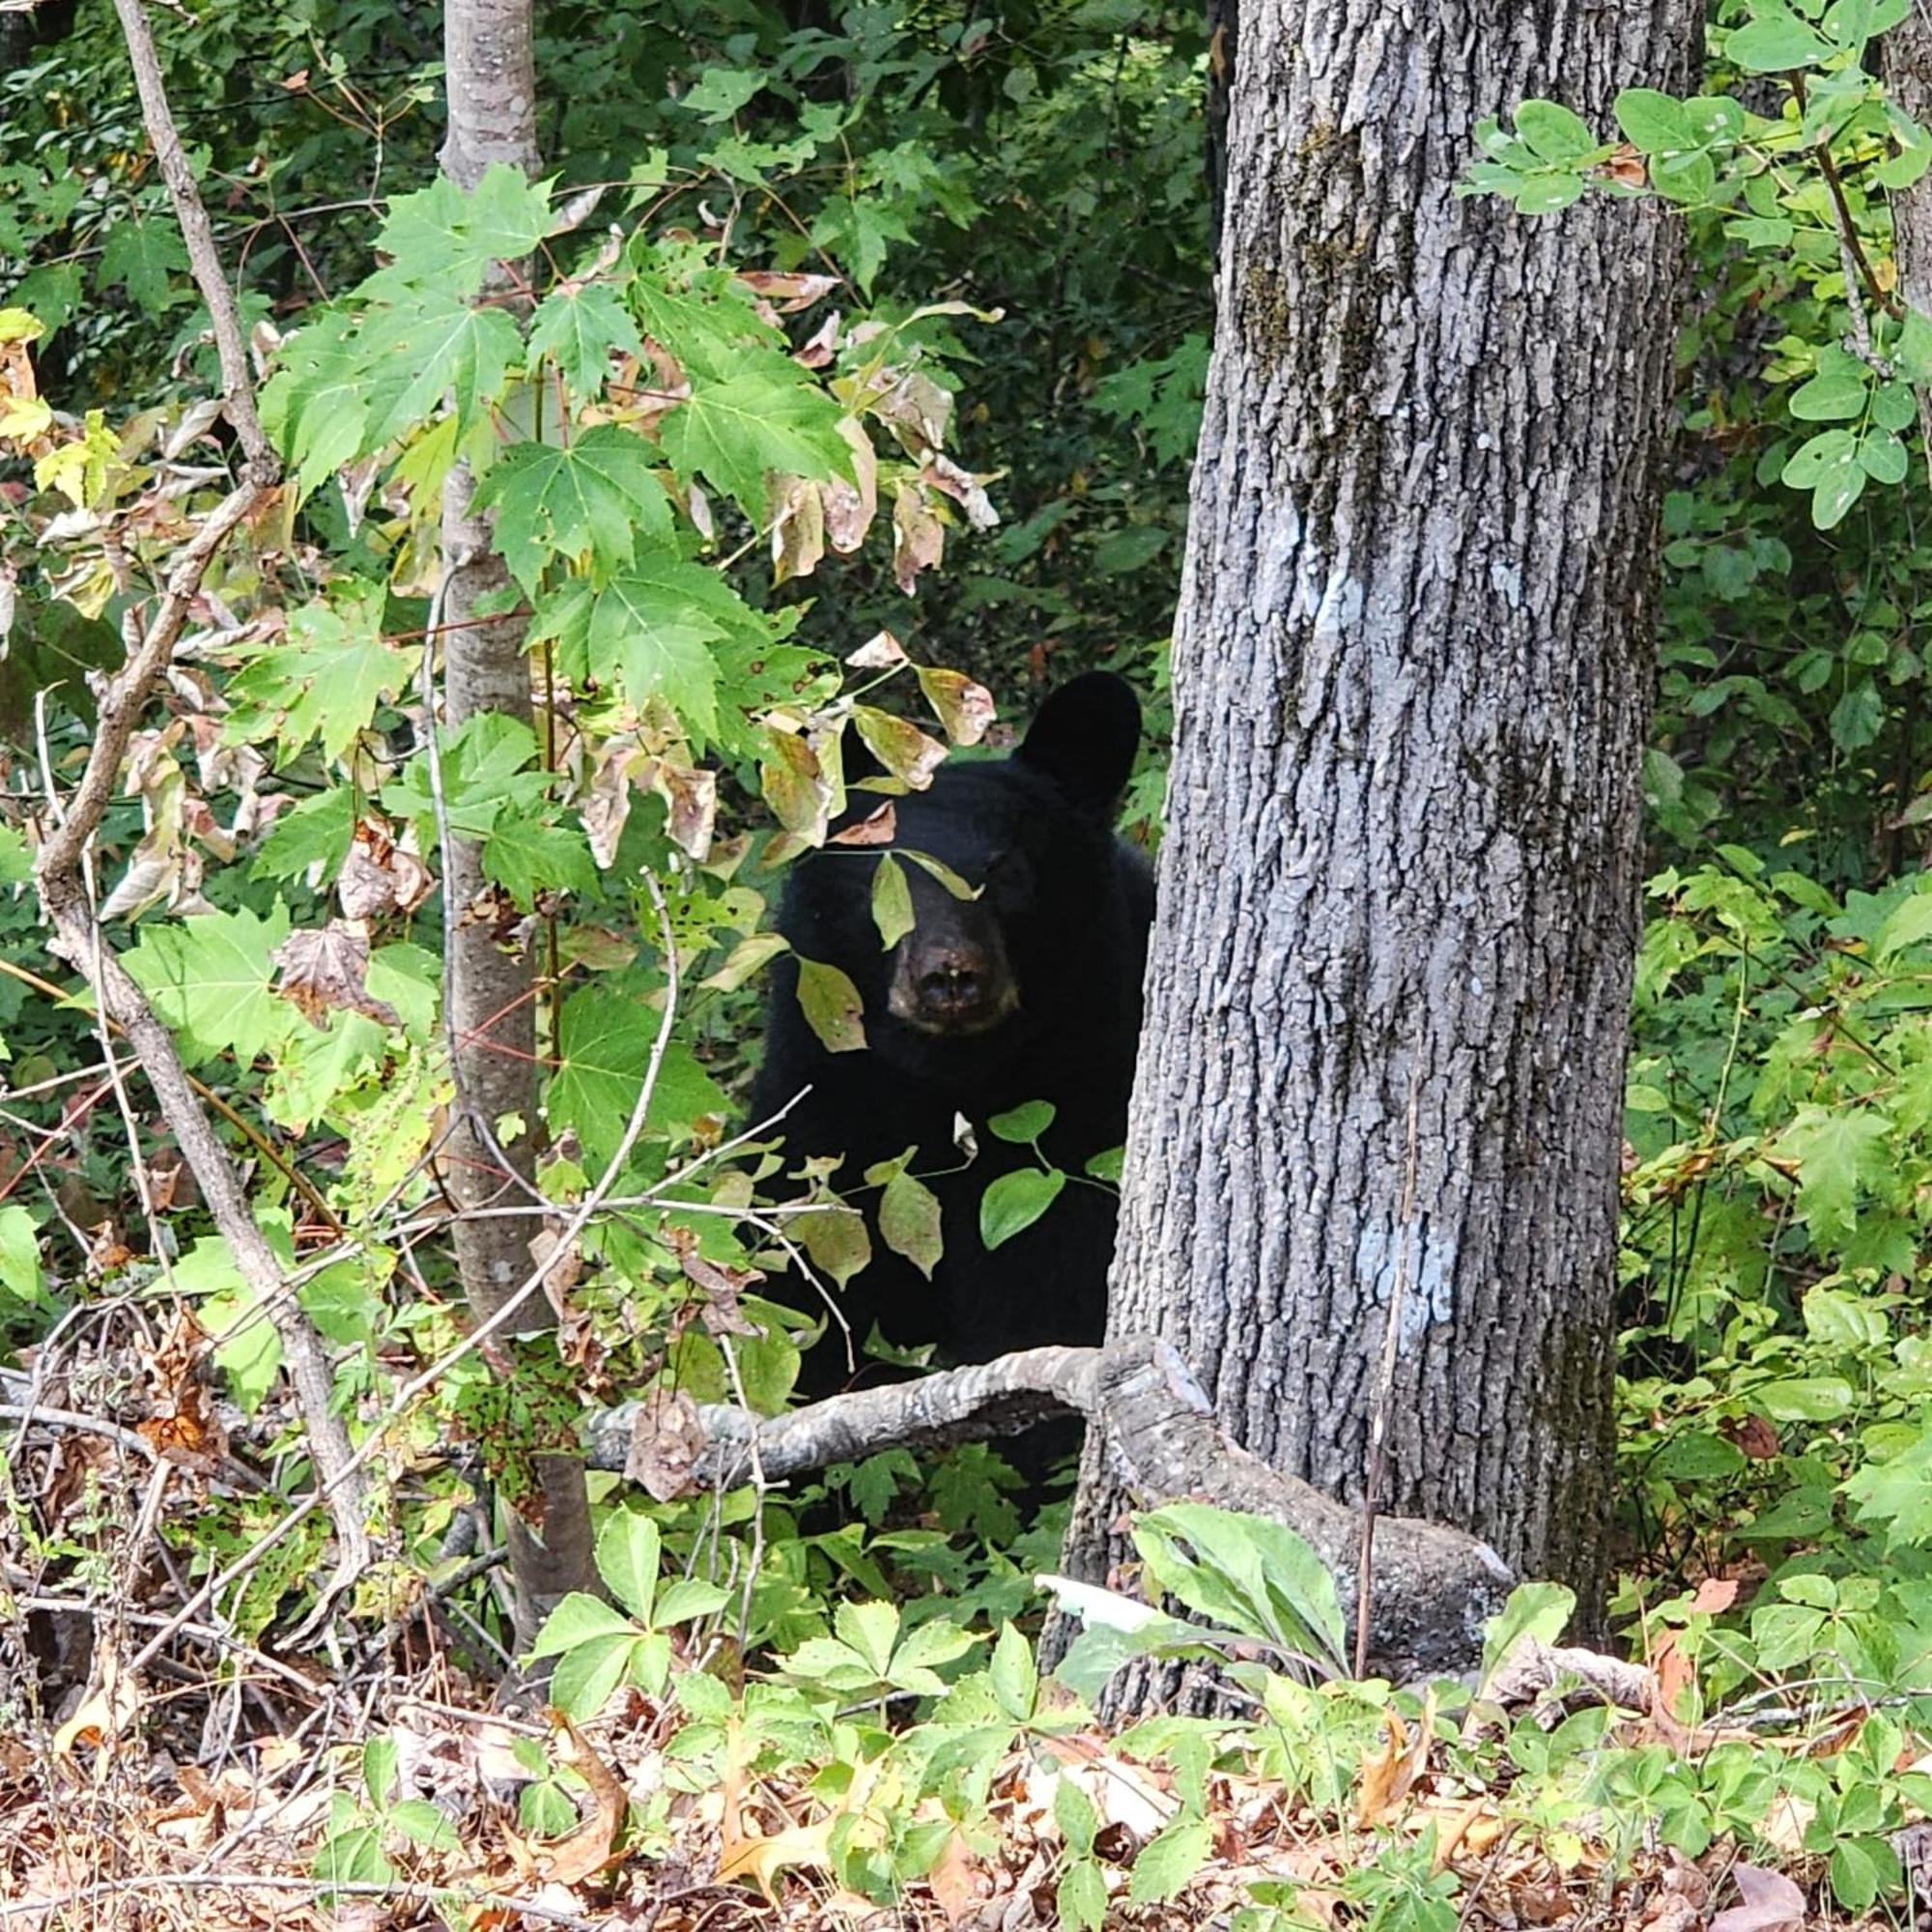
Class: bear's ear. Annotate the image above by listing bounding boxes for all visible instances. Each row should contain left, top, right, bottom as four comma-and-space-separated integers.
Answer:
1014, 671, 1142, 816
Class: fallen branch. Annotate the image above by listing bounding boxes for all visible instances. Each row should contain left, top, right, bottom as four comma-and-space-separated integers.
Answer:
586, 1334, 1516, 1680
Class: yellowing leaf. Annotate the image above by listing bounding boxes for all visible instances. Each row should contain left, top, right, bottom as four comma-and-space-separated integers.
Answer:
870, 853, 915, 950
795, 957, 867, 1053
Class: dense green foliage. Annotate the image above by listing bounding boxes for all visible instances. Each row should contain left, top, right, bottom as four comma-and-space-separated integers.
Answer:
11, 0, 1932, 1915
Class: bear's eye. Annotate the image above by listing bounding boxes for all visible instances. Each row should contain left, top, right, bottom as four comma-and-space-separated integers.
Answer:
984, 850, 1034, 906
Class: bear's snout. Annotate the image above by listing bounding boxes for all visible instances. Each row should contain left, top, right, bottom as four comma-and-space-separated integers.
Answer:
888, 933, 1019, 1036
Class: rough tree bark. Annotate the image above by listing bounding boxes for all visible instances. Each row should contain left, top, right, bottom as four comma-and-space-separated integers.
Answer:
1205, 0, 1236, 258
1886, 22, 1932, 409
1058, 0, 1702, 1672
437, 0, 595, 1650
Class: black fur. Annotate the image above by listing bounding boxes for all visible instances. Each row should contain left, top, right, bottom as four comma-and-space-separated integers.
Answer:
751, 672, 1153, 1395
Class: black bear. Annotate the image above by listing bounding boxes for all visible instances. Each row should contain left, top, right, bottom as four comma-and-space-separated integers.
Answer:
750, 671, 1153, 1399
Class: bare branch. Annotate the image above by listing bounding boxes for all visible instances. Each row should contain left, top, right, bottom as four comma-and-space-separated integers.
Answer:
109, 0, 275, 471
586, 1334, 1516, 1680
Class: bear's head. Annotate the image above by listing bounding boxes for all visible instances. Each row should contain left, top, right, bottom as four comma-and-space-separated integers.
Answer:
778, 671, 1144, 1071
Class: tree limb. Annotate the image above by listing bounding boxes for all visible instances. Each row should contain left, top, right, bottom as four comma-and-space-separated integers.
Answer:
109, 0, 274, 472
28, 3, 376, 1594
586, 1334, 1515, 1680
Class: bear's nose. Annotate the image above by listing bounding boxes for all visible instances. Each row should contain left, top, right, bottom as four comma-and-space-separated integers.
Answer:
917, 961, 984, 1012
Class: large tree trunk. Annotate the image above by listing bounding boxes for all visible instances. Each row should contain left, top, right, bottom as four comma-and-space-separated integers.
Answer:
437, 0, 595, 1654
1060, 0, 1701, 1670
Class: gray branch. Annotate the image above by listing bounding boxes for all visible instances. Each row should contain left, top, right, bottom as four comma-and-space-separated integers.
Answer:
587, 1335, 1514, 1679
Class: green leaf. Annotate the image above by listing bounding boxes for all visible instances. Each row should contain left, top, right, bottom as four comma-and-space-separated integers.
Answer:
835, 1598, 901, 1676
1755, 1377, 1854, 1420
372, 165, 554, 296
533, 541, 775, 740
1830, 1838, 1894, 1914
1875, 889, 1932, 959
1480, 1581, 1577, 1685
260, 311, 374, 501
0, 1205, 44, 1306
98, 218, 189, 310
870, 853, 915, 950
682, 68, 767, 121
980, 1166, 1065, 1249
659, 362, 851, 520
253, 787, 357, 884
1783, 435, 1859, 494
594, 1511, 662, 1623
1133, 1501, 1348, 1670
388, 1800, 463, 1852
480, 806, 599, 909
357, 291, 523, 449
224, 582, 410, 763
125, 903, 295, 1066
1895, 307, 1932, 384
655, 1578, 732, 1623
1826, 0, 1911, 51
1651, 150, 1718, 205
1788, 368, 1869, 422
1057, 1861, 1107, 1932
549, 987, 727, 1163
987, 1099, 1056, 1143
362, 1735, 399, 1803
1778, 1104, 1893, 1244
793, 958, 867, 1054
989, 1620, 1038, 1722
1829, 678, 1884, 752
527, 1591, 641, 1658
600, 590, 722, 737
878, 1166, 943, 1279
1860, 429, 1909, 484
1870, 381, 1918, 431
1514, 99, 1598, 163
1514, 174, 1586, 215
1055, 1776, 1099, 1858
1846, 1432, 1932, 1544
1683, 95, 1746, 147
1727, 6, 1834, 71
526, 282, 646, 399
552, 1629, 662, 1719
472, 427, 670, 593
1614, 89, 1690, 155
1127, 1815, 1212, 1905
1814, 459, 1868, 530
1084, 1146, 1124, 1183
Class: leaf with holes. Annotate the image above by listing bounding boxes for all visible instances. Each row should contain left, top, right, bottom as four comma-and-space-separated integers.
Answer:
794, 958, 867, 1054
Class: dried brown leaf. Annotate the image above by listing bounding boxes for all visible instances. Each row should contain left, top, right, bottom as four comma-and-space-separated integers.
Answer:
624, 1385, 709, 1502
824, 419, 878, 551
1709, 1864, 1805, 1932
892, 481, 945, 593
273, 922, 401, 1027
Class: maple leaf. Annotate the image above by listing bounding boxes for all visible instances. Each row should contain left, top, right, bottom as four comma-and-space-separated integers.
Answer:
659, 358, 852, 520
271, 923, 402, 1027
367, 163, 554, 298
260, 312, 372, 501
358, 290, 522, 448
126, 903, 295, 1066
474, 426, 670, 592
548, 986, 726, 1163
224, 582, 410, 764
1777, 1104, 1893, 1248
526, 282, 646, 399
